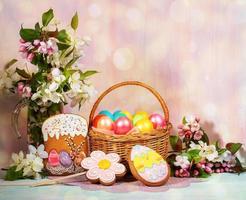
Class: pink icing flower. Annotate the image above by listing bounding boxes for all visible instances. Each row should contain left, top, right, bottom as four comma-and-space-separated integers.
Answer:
193, 130, 203, 140
81, 151, 126, 186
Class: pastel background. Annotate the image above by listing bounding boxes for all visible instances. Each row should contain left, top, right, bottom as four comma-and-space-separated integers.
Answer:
0, 0, 245, 168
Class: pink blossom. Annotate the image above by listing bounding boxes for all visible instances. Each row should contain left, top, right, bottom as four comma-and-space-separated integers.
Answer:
175, 170, 179, 177
193, 130, 203, 140
195, 117, 200, 122
178, 169, 190, 177
17, 82, 25, 96
205, 166, 212, 174
17, 82, 32, 98
27, 53, 34, 62
184, 130, 192, 139
19, 38, 25, 43
38, 41, 48, 54
206, 162, 214, 168
215, 169, 221, 173
21, 52, 28, 59
178, 130, 185, 138
193, 170, 199, 176
177, 124, 184, 129
215, 163, 221, 168
196, 163, 202, 169
22, 86, 32, 98
33, 39, 40, 46
19, 46, 26, 52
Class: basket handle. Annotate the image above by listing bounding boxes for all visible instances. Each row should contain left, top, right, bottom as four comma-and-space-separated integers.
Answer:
89, 81, 169, 126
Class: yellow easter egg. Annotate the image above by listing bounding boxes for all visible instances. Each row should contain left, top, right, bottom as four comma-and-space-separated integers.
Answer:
135, 119, 153, 133
133, 111, 149, 125
122, 110, 133, 121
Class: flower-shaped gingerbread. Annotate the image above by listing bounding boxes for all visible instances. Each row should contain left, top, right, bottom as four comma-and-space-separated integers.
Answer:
81, 150, 126, 186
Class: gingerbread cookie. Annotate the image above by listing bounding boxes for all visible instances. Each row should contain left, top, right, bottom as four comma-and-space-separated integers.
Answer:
81, 150, 126, 186
128, 145, 170, 186
42, 114, 88, 175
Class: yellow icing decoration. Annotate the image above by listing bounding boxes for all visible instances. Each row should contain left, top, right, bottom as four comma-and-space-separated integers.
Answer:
98, 159, 111, 170
133, 150, 164, 173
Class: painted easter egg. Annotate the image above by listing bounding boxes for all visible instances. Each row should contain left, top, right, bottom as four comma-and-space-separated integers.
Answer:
59, 151, 72, 167
48, 149, 60, 167
133, 111, 149, 125
113, 110, 126, 121
99, 110, 114, 120
128, 145, 170, 186
149, 113, 166, 129
122, 110, 133, 121
114, 117, 133, 135
135, 118, 153, 133
93, 115, 115, 131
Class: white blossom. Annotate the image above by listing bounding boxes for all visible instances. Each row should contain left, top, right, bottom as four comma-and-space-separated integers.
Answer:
174, 155, 190, 169
199, 144, 218, 161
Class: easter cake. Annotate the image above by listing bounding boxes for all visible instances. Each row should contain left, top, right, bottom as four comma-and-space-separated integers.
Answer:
42, 114, 88, 175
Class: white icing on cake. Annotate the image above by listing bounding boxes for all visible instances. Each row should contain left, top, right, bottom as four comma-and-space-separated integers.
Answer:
42, 114, 88, 141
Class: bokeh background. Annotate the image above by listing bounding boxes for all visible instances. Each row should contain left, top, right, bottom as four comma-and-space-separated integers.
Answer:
0, 0, 246, 169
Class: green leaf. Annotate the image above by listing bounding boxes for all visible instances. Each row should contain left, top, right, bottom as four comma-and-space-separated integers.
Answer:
57, 42, 71, 50
218, 148, 227, 155
80, 70, 98, 80
19, 28, 40, 42
193, 156, 202, 164
169, 135, 182, 152
226, 143, 242, 155
187, 149, 200, 159
42, 8, 54, 26
71, 12, 79, 30
4, 59, 18, 69
198, 168, 210, 178
4, 166, 25, 181
35, 22, 41, 32
66, 56, 80, 68
201, 130, 209, 145
57, 29, 70, 43
16, 68, 31, 79
182, 116, 187, 124
215, 140, 220, 150
187, 149, 202, 164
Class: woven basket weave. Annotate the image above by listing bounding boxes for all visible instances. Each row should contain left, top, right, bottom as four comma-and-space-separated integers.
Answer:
89, 81, 172, 166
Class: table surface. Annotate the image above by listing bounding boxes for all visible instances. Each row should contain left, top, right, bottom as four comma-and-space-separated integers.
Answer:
0, 173, 246, 200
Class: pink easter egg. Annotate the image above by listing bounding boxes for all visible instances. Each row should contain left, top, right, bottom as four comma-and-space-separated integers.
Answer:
48, 149, 60, 167
149, 113, 166, 129
114, 117, 133, 135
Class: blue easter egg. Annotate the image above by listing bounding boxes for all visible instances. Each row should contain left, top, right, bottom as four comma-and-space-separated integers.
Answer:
99, 110, 113, 119
113, 110, 126, 121
59, 151, 72, 167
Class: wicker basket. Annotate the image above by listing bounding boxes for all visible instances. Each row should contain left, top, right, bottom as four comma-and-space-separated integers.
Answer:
89, 81, 172, 166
